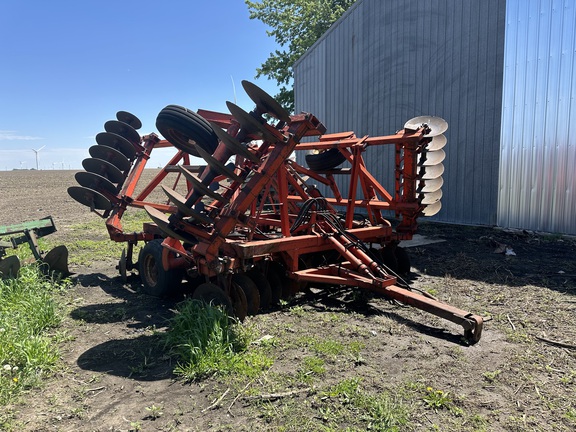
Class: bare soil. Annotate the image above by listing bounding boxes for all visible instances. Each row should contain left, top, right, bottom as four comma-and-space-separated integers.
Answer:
1, 169, 575, 431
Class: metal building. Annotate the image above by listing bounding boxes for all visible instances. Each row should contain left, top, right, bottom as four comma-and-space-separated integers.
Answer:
294, 0, 576, 235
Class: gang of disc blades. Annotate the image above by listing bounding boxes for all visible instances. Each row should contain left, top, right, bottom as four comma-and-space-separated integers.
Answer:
95, 132, 136, 160
419, 189, 443, 205
210, 122, 260, 163
421, 200, 442, 216
427, 134, 447, 151
194, 145, 242, 183
75, 171, 117, 195
418, 149, 446, 166
226, 101, 278, 143
404, 116, 448, 137
116, 110, 142, 130
419, 163, 444, 180
179, 166, 229, 203
417, 176, 444, 194
68, 186, 112, 211
89, 144, 131, 172
104, 120, 141, 145
161, 185, 196, 217
241, 80, 291, 123
82, 157, 124, 184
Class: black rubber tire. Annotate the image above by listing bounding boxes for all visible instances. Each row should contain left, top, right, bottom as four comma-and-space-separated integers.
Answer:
192, 282, 233, 315
305, 148, 346, 171
394, 246, 411, 274
378, 246, 398, 273
232, 273, 261, 316
138, 239, 183, 297
246, 269, 272, 310
156, 105, 218, 157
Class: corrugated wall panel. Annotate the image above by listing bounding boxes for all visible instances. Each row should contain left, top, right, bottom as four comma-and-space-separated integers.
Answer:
498, 0, 576, 234
295, 0, 506, 225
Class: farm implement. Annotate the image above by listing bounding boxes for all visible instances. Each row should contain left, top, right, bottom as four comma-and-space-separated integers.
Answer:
0, 216, 70, 278
67, 81, 483, 343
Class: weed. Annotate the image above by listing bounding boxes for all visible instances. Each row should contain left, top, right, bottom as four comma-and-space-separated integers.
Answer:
164, 299, 272, 381
483, 369, 502, 383
144, 404, 163, 420
423, 386, 453, 410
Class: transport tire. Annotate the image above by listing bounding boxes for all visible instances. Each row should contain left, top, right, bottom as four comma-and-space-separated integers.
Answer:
395, 246, 411, 274
305, 148, 346, 171
156, 105, 218, 156
138, 239, 183, 297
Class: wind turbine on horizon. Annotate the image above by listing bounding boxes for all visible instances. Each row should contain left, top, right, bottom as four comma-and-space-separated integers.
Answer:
31, 145, 46, 170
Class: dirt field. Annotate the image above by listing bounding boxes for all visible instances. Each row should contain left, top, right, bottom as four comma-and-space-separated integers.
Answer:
1, 169, 575, 431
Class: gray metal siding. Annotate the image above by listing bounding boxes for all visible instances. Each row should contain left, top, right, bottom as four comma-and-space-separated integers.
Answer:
295, 0, 506, 225
498, 0, 576, 234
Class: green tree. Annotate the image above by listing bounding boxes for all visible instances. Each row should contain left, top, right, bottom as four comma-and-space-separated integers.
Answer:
246, 0, 356, 112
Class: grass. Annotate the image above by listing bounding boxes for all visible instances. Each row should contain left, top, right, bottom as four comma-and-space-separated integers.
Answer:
164, 299, 273, 382
0, 264, 70, 407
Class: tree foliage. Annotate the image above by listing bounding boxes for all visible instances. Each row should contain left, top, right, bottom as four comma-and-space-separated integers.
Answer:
246, 0, 356, 112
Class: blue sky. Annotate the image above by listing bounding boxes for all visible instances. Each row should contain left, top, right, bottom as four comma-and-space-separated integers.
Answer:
0, 0, 280, 170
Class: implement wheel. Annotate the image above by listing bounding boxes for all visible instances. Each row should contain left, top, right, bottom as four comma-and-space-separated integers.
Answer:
156, 105, 218, 157
138, 239, 183, 297
305, 148, 346, 171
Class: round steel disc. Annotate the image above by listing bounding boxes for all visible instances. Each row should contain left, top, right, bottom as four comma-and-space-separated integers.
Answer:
210, 122, 260, 163
178, 166, 229, 203
229, 282, 248, 322
195, 145, 242, 183
241, 80, 291, 123
427, 134, 447, 151
192, 283, 233, 315
0, 255, 21, 279
82, 157, 124, 184
104, 120, 141, 145
226, 101, 278, 142
116, 110, 142, 130
75, 171, 117, 195
417, 176, 444, 194
419, 163, 444, 180
418, 149, 446, 166
68, 186, 112, 210
89, 144, 131, 172
419, 189, 443, 205
421, 200, 442, 216
404, 116, 448, 137
95, 132, 136, 160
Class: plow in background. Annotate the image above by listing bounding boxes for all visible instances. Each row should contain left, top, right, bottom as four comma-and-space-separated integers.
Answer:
68, 81, 483, 343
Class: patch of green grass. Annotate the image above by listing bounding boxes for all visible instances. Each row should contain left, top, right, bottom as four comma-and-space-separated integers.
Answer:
164, 299, 273, 381
0, 264, 70, 406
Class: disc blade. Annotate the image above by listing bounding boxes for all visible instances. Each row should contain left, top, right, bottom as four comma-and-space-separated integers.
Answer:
417, 176, 443, 194
427, 134, 447, 151
421, 200, 442, 216
68, 186, 112, 210
42, 245, 71, 276
418, 149, 446, 166
0, 255, 21, 279
82, 157, 124, 184
160, 185, 195, 217
241, 80, 291, 123
226, 101, 278, 142
144, 205, 197, 243
75, 171, 117, 195
95, 132, 136, 160
419, 163, 444, 180
194, 145, 242, 183
116, 110, 142, 130
104, 120, 141, 145
179, 166, 229, 203
404, 116, 448, 137
419, 189, 443, 205
89, 144, 131, 172
210, 122, 260, 163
